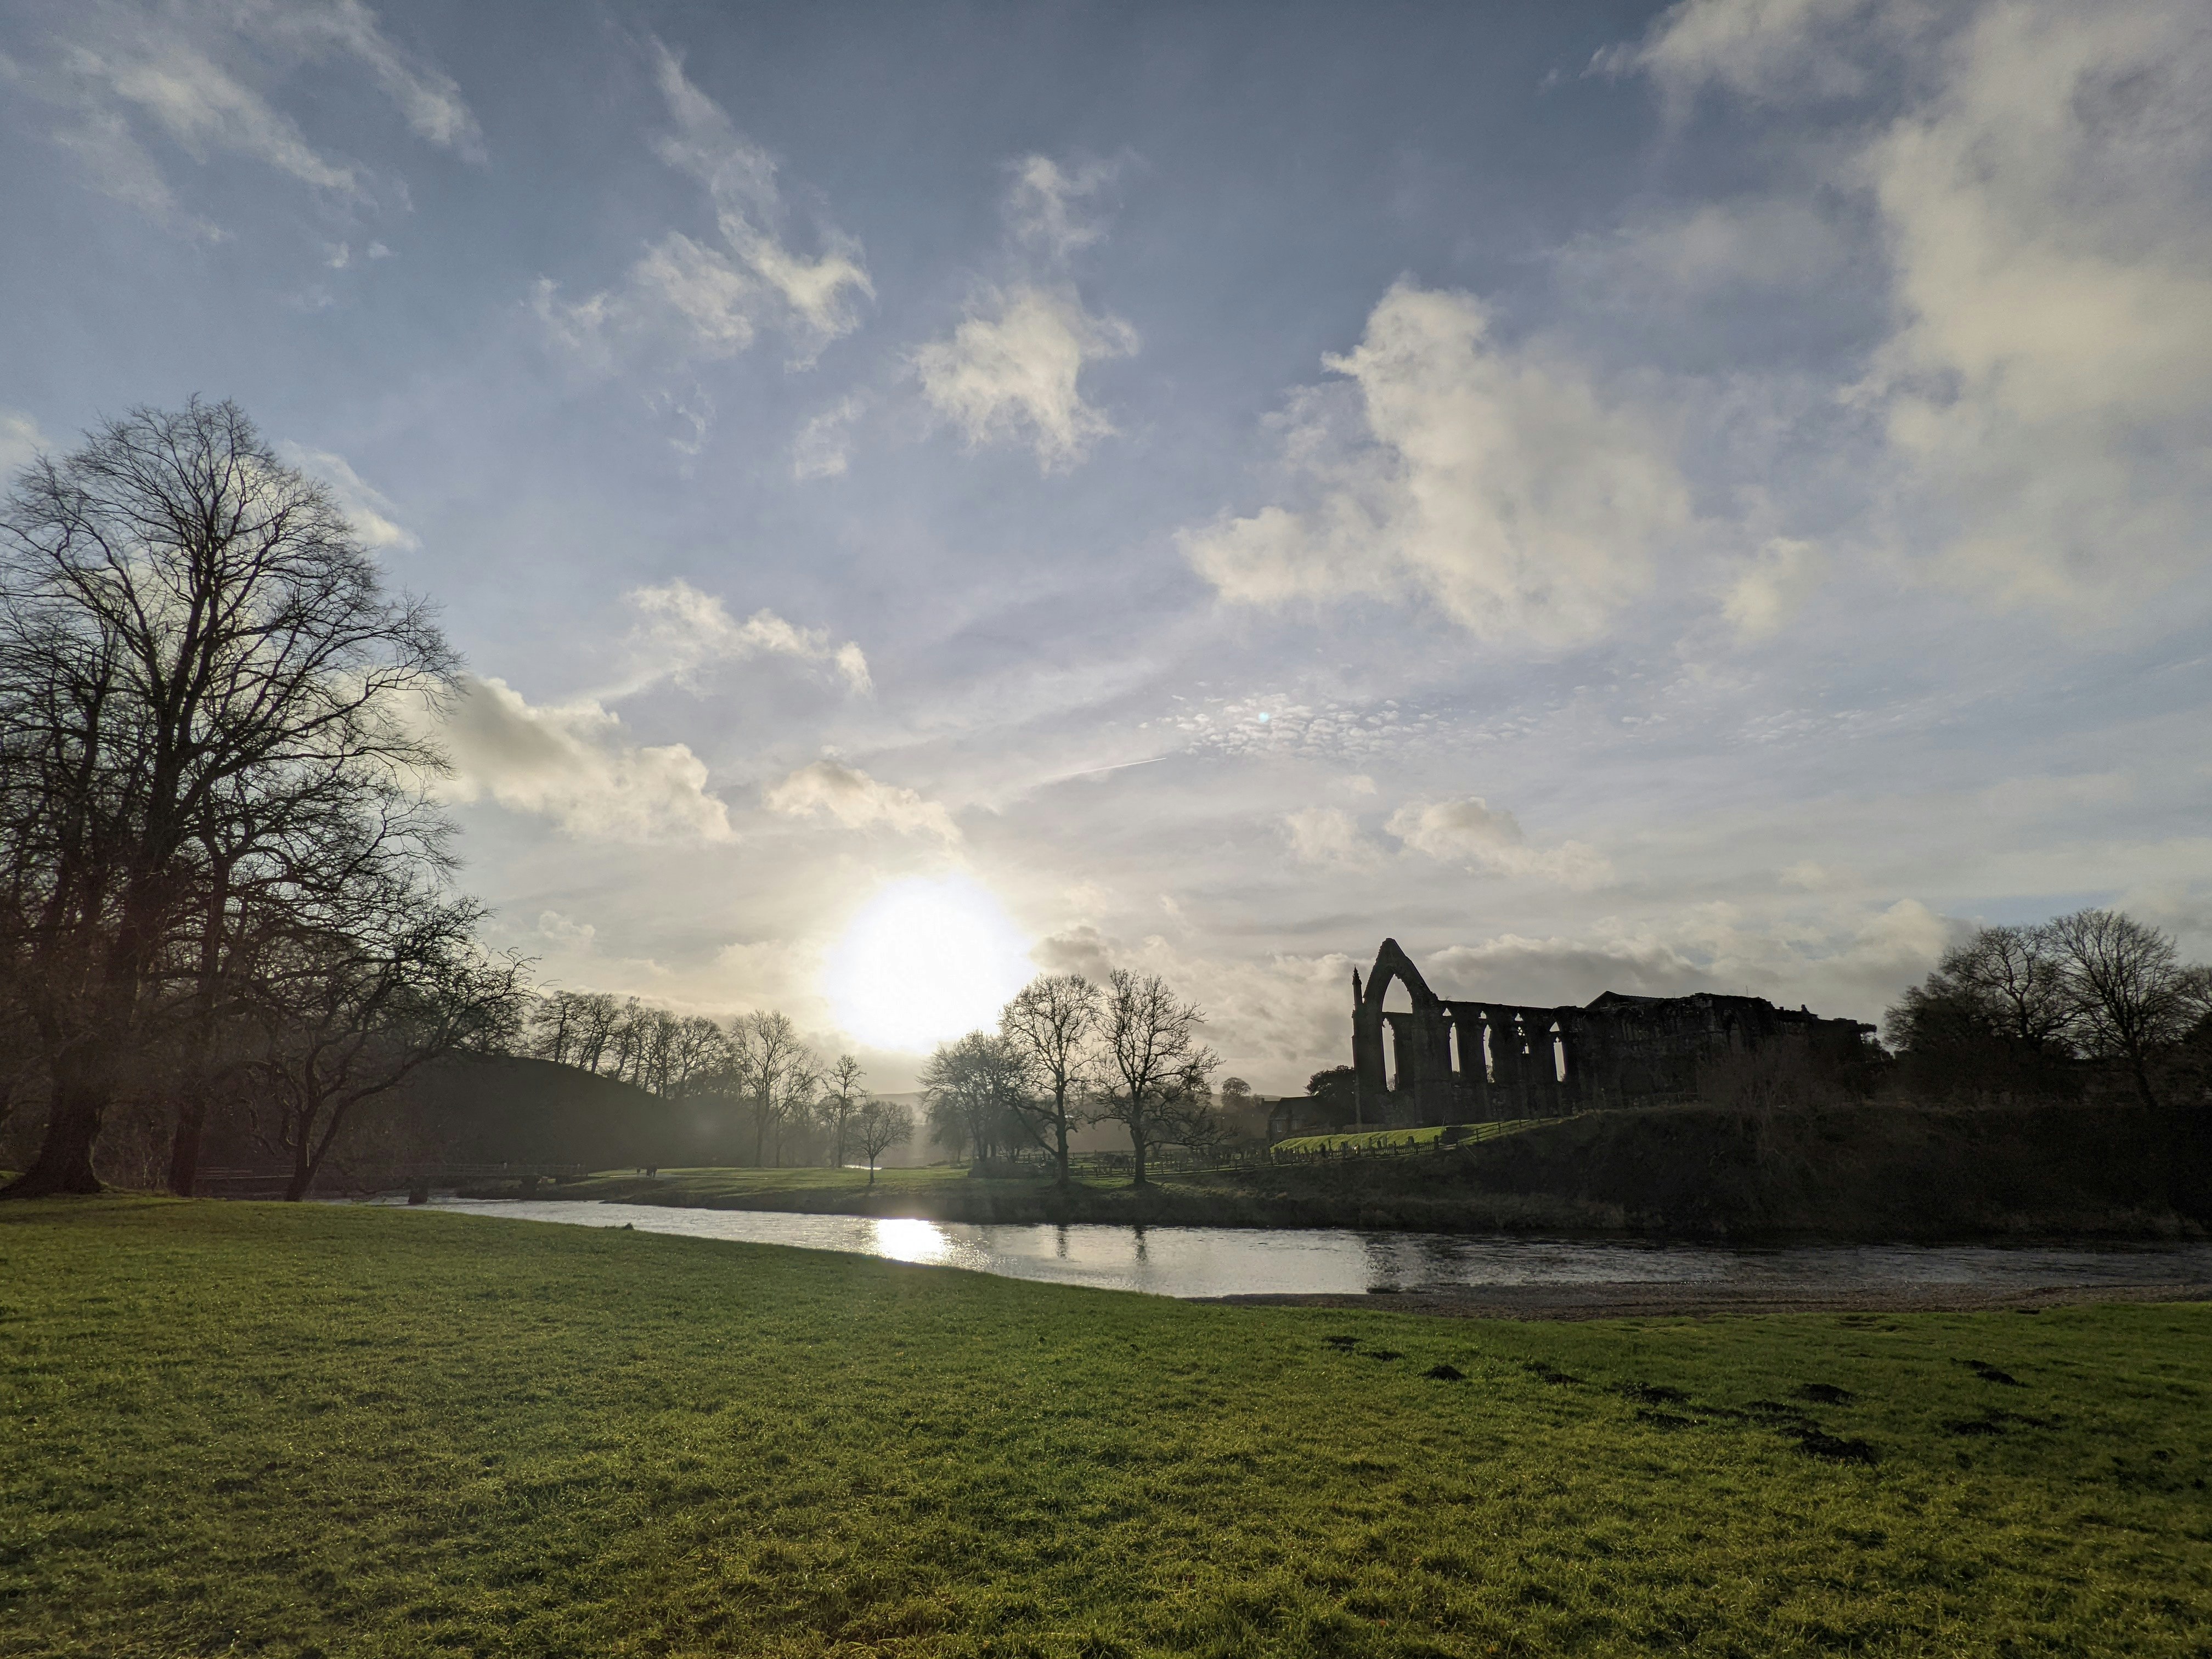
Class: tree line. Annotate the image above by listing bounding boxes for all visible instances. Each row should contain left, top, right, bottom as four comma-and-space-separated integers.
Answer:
918, 968, 1229, 1187
518, 993, 911, 1176
1883, 909, 2210, 1108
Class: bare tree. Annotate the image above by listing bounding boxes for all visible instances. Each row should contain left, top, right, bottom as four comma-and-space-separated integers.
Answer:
2043, 909, 2199, 1109
921, 1031, 1030, 1166
819, 1054, 867, 1167
998, 973, 1097, 1189
245, 878, 526, 1200
728, 1009, 813, 1166
1092, 969, 1217, 1187
0, 400, 456, 1198
851, 1097, 911, 1187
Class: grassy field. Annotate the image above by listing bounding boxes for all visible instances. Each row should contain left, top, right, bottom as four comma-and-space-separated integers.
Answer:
1271, 1121, 1547, 1158
3, 1201, 2208, 1657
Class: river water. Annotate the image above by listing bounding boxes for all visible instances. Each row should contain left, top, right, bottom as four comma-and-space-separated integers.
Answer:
388, 1198, 2212, 1301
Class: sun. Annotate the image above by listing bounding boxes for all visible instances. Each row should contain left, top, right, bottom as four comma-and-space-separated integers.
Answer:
825, 876, 1034, 1052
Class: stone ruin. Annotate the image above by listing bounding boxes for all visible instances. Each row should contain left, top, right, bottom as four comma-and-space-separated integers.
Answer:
1348, 938, 1875, 1126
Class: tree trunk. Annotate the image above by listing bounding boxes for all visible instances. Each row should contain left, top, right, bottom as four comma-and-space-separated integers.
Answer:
2, 1068, 109, 1197
1130, 1110, 1148, 1188
166, 1094, 211, 1197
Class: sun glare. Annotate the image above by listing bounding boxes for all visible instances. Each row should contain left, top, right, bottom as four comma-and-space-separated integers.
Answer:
825, 876, 1034, 1052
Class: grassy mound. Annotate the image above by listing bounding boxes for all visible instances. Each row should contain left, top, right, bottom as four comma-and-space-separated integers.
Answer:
4, 1199, 2208, 1656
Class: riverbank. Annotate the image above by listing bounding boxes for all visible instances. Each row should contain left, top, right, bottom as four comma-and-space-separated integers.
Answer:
478, 1099, 2212, 1242
1217, 1281, 2212, 1321
7, 1198, 2208, 1656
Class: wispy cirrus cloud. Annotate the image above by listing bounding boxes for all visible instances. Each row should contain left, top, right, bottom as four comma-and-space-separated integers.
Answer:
619, 579, 870, 696
533, 37, 870, 383
4, 0, 479, 236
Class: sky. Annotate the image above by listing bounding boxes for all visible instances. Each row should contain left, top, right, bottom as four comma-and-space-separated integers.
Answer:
3, 0, 2208, 1093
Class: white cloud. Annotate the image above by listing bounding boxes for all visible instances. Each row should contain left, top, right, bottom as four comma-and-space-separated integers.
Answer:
441, 675, 735, 844
621, 580, 870, 694
1006, 154, 1116, 262
534, 38, 870, 376
1858, 1, 2212, 613
1559, 197, 1855, 301
1282, 805, 1380, 869
792, 394, 866, 480
9, 0, 481, 233
1386, 795, 1613, 888
1721, 536, 1825, 639
764, 759, 961, 842
276, 441, 418, 550
0, 411, 51, 480
1182, 282, 1692, 645
1598, 0, 1896, 109
912, 284, 1138, 471
1617, 0, 2212, 620
536, 910, 597, 947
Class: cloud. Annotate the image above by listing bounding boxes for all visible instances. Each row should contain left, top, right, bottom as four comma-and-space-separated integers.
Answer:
1386, 795, 1613, 888
1558, 197, 1858, 302
792, 394, 866, 480
276, 442, 418, 550
906, 152, 1136, 472
534, 38, 870, 376
536, 910, 597, 947
1281, 806, 1380, 869
1422, 898, 1956, 1017
1721, 536, 1825, 639
764, 760, 960, 841
0, 411, 51, 480
441, 675, 734, 844
912, 284, 1138, 471
1182, 282, 1691, 645
622, 579, 871, 694
1596, 0, 1895, 110
1006, 154, 1117, 262
1615, 0, 2212, 620
9, 0, 481, 233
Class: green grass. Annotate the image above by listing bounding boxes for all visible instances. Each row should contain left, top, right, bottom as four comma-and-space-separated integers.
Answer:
3, 1200, 2208, 1657
1273, 1121, 1547, 1157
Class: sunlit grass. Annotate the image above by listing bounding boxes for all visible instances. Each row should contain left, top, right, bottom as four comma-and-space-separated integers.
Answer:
3, 1199, 2207, 1656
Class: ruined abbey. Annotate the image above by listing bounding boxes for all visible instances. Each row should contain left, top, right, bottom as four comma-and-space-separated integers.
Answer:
1348, 938, 1875, 1125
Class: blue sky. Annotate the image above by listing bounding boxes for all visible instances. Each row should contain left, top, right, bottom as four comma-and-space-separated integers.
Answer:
4, 0, 2208, 1090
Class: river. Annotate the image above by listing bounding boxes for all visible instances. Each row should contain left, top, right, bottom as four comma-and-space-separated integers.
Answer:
383, 1198, 2212, 1301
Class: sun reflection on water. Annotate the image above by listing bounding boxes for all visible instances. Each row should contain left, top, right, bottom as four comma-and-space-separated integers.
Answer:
871, 1216, 952, 1265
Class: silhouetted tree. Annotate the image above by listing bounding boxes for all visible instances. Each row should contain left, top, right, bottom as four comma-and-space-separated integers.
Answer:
0, 400, 456, 1198
2044, 909, 2200, 1110
998, 972, 1098, 1188
851, 1097, 911, 1186
1092, 969, 1217, 1187
819, 1053, 867, 1167
921, 1031, 1029, 1165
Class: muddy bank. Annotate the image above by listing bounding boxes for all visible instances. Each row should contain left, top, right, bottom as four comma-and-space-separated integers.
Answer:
1208, 1282, 2212, 1321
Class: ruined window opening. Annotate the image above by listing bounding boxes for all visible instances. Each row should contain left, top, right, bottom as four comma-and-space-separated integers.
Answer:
1448, 1022, 1463, 1077
1480, 1021, 1496, 1084
1384, 1020, 1400, 1091
1553, 1031, 1568, 1084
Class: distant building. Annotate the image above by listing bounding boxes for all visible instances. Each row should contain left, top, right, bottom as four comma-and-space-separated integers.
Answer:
1347, 938, 1875, 1126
